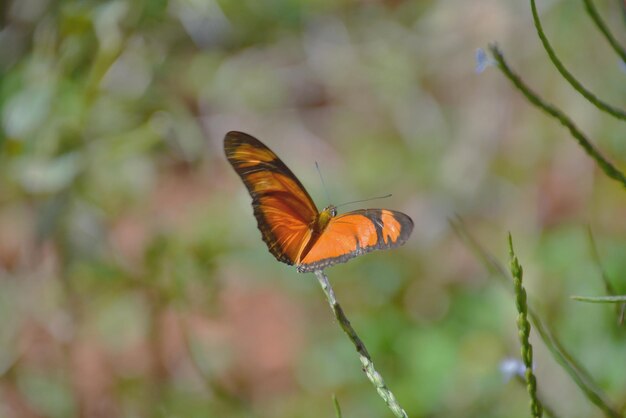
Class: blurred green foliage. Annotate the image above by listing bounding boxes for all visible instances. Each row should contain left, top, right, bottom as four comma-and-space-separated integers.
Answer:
1, 0, 626, 417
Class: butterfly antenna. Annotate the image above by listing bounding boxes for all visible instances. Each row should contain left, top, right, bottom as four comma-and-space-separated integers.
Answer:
315, 161, 332, 204
336, 194, 392, 209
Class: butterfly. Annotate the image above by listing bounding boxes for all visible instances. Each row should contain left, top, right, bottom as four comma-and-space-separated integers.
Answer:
224, 131, 413, 272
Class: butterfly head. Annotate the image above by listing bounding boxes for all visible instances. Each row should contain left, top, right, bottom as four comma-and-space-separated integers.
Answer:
315, 205, 337, 233
325, 205, 338, 218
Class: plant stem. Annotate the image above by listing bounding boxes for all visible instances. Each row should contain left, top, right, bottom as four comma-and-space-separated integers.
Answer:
489, 44, 626, 190
333, 394, 343, 418
450, 218, 622, 418
530, 0, 626, 121
582, 0, 626, 64
314, 270, 408, 418
571, 295, 626, 303
508, 234, 543, 418
514, 376, 560, 418
586, 227, 625, 324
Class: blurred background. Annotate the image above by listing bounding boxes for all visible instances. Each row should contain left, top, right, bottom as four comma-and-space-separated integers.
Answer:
1, 0, 626, 417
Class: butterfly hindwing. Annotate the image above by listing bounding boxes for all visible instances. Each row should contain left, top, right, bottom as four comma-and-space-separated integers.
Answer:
224, 131, 319, 265
297, 209, 414, 272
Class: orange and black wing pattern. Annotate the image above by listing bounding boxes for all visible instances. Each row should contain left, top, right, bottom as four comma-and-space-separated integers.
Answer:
297, 209, 413, 272
225, 131, 413, 272
224, 131, 318, 265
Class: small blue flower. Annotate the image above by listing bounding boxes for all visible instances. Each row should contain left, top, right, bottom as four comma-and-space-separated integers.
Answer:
499, 357, 526, 382
475, 48, 494, 74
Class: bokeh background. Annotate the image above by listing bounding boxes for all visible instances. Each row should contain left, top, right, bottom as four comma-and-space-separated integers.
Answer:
1, 0, 626, 417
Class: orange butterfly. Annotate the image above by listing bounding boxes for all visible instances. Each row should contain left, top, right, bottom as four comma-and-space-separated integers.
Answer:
224, 131, 413, 272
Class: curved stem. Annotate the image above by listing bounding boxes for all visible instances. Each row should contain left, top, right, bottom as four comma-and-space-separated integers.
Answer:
314, 270, 408, 418
332, 394, 343, 418
530, 0, 626, 121
489, 44, 626, 189
583, 0, 626, 64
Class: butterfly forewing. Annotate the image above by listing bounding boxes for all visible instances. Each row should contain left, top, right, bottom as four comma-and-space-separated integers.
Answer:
224, 131, 319, 265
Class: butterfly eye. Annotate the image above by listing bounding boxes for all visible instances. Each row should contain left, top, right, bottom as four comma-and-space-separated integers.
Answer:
330, 206, 337, 217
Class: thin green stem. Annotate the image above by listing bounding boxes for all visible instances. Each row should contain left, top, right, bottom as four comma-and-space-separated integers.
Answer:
586, 227, 625, 323
587, 227, 617, 296
450, 218, 622, 418
333, 394, 343, 418
508, 234, 543, 418
583, 0, 626, 64
314, 270, 408, 418
526, 309, 624, 418
572, 295, 626, 303
514, 376, 562, 418
530, 0, 626, 121
489, 44, 626, 189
